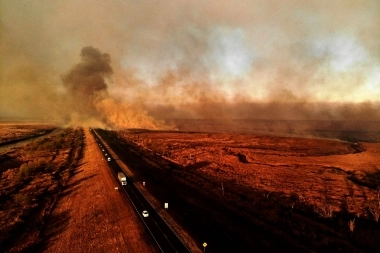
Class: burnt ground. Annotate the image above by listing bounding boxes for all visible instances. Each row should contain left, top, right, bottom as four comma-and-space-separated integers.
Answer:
97, 128, 380, 253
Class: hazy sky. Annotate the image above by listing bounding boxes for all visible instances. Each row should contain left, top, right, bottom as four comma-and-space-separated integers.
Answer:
1, 0, 379, 126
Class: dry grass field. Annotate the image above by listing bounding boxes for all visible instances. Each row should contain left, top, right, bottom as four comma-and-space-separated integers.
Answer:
105, 123, 380, 252
0, 127, 84, 252
121, 131, 380, 216
0, 126, 156, 253
1, 120, 379, 252
0, 124, 57, 145
39, 128, 157, 253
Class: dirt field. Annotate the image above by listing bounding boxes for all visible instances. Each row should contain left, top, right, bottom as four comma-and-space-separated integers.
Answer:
39, 129, 157, 253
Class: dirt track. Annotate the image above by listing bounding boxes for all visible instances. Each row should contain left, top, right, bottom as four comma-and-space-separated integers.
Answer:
40, 129, 157, 253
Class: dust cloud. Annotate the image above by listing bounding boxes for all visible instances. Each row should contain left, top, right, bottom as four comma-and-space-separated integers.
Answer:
0, 0, 379, 131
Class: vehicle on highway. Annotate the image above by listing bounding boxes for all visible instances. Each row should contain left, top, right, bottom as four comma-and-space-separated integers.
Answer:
142, 210, 149, 217
107, 157, 111, 161
118, 172, 127, 185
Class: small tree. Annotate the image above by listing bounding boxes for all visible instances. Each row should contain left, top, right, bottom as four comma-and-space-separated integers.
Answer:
14, 193, 33, 207
348, 218, 356, 234
316, 179, 333, 219
15, 164, 33, 182
290, 203, 295, 215
368, 207, 380, 223
368, 187, 380, 223
219, 182, 224, 196
315, 204, 333, 219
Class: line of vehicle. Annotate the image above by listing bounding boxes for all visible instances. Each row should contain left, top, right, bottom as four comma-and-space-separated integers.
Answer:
105, 131, 191, 252
120, 181, 164, 253
129, 174, 190, 249
92, 129, 182, 252
106, 134, 190, 252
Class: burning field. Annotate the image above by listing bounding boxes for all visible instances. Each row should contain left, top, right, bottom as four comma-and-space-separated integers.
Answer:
0, 119, 379, 252
1, 1, 380, 252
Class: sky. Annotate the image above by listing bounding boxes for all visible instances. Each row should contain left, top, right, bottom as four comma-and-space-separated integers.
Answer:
0, 0, 379, 128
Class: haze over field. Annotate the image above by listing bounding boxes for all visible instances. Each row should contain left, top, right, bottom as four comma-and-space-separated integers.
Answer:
0, 0, 379, 129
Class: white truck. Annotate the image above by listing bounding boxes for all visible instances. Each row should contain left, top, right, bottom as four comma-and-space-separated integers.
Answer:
118, 172, 127, 185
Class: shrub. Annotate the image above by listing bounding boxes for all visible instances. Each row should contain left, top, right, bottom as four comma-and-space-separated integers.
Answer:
14, 193, 33, 207
15, 163, 33, 182
15, 160, 49, 182
44, 163, 55, 173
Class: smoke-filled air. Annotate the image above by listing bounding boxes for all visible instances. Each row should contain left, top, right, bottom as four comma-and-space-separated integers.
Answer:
0, 0, 379, 130
60, 46, 167, 129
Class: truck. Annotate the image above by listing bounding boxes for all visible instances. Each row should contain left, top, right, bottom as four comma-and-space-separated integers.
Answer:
118, 172, 127, 185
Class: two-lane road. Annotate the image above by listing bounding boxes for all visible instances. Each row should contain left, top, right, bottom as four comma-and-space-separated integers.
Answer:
91, 129, 190, 253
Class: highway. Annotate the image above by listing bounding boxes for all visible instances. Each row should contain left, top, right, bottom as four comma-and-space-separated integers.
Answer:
90, 129, 190, 253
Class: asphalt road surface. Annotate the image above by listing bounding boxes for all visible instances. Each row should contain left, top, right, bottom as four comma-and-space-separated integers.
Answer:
91, 129, 190, 253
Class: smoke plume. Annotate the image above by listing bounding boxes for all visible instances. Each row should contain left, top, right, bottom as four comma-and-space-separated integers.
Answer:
60, 46, 168, 129
62, 47, 111, 120
0, 0, 379, 132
